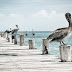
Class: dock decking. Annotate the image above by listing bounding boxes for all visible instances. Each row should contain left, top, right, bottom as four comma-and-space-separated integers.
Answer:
0, 36, 72, 72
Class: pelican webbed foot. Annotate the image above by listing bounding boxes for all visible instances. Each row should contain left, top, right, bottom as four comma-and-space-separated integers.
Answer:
62, 41, 66, 45
60, 41, 66, 46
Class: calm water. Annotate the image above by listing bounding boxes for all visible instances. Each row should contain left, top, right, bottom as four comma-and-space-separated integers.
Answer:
16, 31, 72, 56
1, 31, 72, 56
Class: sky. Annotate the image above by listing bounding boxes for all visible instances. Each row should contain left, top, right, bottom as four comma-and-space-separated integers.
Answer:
0, 0, 72, 31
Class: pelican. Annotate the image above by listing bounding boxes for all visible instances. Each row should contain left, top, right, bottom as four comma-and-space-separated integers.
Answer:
47, 13, 72, 45
5, 28, 12, 33
12, 25, 19, 34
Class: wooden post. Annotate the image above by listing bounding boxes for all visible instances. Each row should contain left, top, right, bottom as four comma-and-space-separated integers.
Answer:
2, 34, 4, 38
1, 33, 3, 37
6, 33, 10, 42
29, 40, 35, 49
7, 33, 10, 42
14, 32, 17, 44
6, 33, 8, 40
20, 35, 24, 46
12, 35, 14, 43
42, 39, 49, 54
59, 45, 71, 62
3, 33, 6, 38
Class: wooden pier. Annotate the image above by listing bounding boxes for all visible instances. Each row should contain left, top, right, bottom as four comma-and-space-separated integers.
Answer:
0, 36, 72, 72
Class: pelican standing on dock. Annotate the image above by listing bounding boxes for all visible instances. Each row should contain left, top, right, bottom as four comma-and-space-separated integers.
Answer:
5, 28, 12, 40
12, 25, 19, 44
47, 13, 72, 45
12, 25, 19, 34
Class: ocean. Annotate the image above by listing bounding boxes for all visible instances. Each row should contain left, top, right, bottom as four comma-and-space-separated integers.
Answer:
1, 31, 72, 57
16, 31, 72, 57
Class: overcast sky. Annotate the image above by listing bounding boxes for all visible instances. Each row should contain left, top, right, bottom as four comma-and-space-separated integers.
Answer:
0, 0, 72, 31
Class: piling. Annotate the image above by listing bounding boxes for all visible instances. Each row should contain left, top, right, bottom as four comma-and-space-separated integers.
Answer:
59, 45, 71, 62
3, 33, 6, 38
1, 33, 3, 37
29, 40, 35, 49
12, 35, 14, 43
2, 34, 4, 38
14, 32, 17, 44
42, 39, 49, 54
20, 35, 24, 46
7, 33, 10, 42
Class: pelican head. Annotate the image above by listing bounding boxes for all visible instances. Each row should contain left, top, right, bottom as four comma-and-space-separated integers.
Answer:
16, 25, 18, 27
16, 24, 19, 30
10, 27, 12, 32
65, 13, 71, 24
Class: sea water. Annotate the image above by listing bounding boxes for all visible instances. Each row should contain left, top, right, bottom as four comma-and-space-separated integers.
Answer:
16, 31, 72, 56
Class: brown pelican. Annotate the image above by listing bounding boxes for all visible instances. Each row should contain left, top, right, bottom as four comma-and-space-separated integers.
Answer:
11, 25, 19, 44
5, 28, 12, 33
12, 25, 19, 34
47, 13, 72, 45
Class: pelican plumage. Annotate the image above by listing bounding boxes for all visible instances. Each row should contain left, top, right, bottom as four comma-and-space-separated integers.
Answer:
5, 28, 12, 33
47, 13, 72, 45
12, 25, 19, 34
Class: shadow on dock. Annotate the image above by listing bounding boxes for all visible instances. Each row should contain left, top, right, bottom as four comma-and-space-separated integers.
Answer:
0, 53, 18, 56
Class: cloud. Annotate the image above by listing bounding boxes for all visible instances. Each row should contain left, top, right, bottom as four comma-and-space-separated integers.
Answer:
51, 10, 56, 15
0, 13, 25, 31
32, 10, 57, 17
32, 10, 48, 17
0, 13, 5, 16
9, 14, 16, 16
32, 10, 65, 17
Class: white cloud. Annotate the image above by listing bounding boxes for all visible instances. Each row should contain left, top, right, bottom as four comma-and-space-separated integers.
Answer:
51, 10, 56, 15
32, 10, 69, 31
0, 13, 25, 31
32, 10, 57, 17
32, 10, 48, 17
0, 13, 5, 16
9, 14, 16, 16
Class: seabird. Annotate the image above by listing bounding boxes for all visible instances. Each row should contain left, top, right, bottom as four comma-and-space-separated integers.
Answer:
47, 13, 72, 45
12, 25, 19, 34
5, 28, 12, 33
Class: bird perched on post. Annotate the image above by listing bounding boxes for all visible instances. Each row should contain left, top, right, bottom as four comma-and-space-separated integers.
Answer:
47, 13, 72, 45
5, 28, 12, 33
12, 25, 19, 34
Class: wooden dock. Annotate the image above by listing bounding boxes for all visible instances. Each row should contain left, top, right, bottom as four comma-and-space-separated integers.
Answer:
0, 36, 72, 72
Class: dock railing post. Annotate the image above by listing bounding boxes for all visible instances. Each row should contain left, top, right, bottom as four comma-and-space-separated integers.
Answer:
42, 39, 49, 54
20, 34, 24, 46
14, 32, 17, 44
7, 33, 10, 42
59, 45, 71, 62
1, 33, 3, 37
3, 33, 6, 38
2, 34, 4, 38
29, 40, 35, 49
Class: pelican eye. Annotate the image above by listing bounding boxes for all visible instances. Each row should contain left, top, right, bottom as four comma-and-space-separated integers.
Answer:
65, 14, 68, 18
69, 14, 71, 18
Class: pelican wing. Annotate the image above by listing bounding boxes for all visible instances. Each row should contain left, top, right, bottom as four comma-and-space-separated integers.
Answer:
47, 27, 69, 40
12, 29, 19, 34
5, 30, 11, 33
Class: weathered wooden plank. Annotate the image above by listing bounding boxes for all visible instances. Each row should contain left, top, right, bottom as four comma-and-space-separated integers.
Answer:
0, 36, 72, 72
